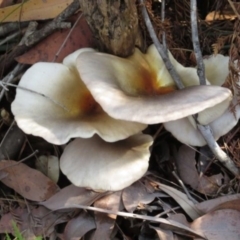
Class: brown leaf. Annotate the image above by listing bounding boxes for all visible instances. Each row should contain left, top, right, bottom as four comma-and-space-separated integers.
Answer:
122, 180, 165, 212
191, 209, 240, 240
0, 206, 67, 238
0, 160, 59, 201
0, 0, 13, 8
195, 194, 240, 213
40, 184, 106, 211
176, 145, 224, 195
63, 211, 96, 239
151, 226, 174, 240
90, 192, 122, 240
16, 13, 96, 64
0, 0, 74, 22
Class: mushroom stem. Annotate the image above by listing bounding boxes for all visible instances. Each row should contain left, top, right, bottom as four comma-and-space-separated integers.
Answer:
140, 0, 238, 175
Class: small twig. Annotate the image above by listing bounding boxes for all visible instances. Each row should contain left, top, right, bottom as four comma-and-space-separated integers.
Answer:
0, 31, 22, 46
197, 124, 238, 175
190, 0, 206, 85
52, 13, 83, 62
25, 0, 79, 46
0, 22, 29, 37
0, 150, 39, 172
190, 0, 238, 175
172, 171, 198, 204
161, 0, 167, 50
0, 64, 25, 101
0, 120, 15, 148
0, 81, 69, 112
154, 206, 180, 218
227, 0, 240, 21
19, 21, 38, 46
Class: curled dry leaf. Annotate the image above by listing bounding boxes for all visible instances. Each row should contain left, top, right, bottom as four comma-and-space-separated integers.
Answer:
40, 184, 106, 211
122, 180, 166, 212
176, 145, 225, 196
0, 206, 67, 238
0, 160, 59, 201
195, 194, 240, 214
90, 192, 122, 240
191, 209, 240, 240
0, 0, 74, 22
150, 226, 174, 240
63, 211, 96, 240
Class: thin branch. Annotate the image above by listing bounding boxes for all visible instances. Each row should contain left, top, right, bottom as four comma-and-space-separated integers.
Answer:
190, 0, 206, 85
0, 81, 69, 112
197, 124, 238, 175
172, 171, 198, 204
70, 204, 205, 239
161, 0, 167, 49
190, 0, 238, 175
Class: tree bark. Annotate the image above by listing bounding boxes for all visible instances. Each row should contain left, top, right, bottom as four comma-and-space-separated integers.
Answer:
79, 0, 143, 57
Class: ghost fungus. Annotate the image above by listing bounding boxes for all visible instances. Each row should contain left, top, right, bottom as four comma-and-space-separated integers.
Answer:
164, 54, 238, 146
60, 134, 153, 191
11, 49, 146, 145
76, 45, 232, 125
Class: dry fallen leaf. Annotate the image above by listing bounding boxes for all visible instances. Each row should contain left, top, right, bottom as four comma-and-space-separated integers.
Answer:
150, 226, 174, 240
40, 184, 107, 211
0, 160, 59, 201
195, 194, 240, 213
90, 192, 122, 240
16, 13, 96, 64
122, 180, 166, 212
0, 206, 67, 238
176, 145, 224, 195
0, 0, 13, 8
158, 183, 203, 220
191, 209, 240, 240
0, 0, 74, 22
63, 211, 96, 239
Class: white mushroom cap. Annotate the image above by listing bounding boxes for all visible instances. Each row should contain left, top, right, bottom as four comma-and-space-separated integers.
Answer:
203, 54, 230, 86
11, 49, 146, 145
76, 45, 232, 124
164, 98, 240, 147
163, 52, 236, 146
60, 134, 153, 191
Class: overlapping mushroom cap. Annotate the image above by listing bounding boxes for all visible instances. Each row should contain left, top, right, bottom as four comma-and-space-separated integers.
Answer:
76, 45, 232, 125
164, 54, 239, 146
11, 49, 146, 145
60, 133, 153, 191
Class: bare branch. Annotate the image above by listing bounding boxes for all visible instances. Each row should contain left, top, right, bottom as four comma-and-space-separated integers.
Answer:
190, 0, 206, 85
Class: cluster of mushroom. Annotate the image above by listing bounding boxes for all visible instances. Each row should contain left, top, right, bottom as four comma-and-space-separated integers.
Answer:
11, 45, 236, 191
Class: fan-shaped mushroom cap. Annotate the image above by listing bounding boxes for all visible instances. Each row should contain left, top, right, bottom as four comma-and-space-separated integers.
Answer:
60, 134, 153, 191
11, 50, 146, 145
164, 103, 240, 146
76, 45, 232, 124
163, 53, 236, 146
